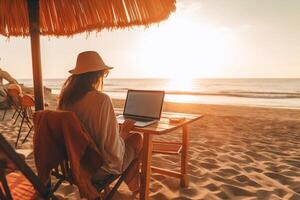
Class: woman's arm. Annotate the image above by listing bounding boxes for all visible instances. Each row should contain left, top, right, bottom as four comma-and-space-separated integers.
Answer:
119, 119, 135, 140
95, 94, 125, 174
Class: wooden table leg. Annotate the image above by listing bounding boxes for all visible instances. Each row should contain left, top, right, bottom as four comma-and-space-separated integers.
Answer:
180, 125, 189, 187
140, 134, 153, 200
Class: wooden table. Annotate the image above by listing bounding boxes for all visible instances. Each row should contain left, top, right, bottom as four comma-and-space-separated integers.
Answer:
115, 109, 203, 200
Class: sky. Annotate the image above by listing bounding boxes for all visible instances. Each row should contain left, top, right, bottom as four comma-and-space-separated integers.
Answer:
0, 0, 300, 79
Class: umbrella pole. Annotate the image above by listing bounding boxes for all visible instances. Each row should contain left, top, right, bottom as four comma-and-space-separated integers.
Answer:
27, 0, 44, 111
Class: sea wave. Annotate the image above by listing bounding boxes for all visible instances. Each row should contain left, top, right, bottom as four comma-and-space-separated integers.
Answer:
104, 89, 300, 99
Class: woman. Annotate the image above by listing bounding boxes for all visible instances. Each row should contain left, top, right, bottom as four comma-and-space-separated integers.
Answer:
58, 51, 142, 191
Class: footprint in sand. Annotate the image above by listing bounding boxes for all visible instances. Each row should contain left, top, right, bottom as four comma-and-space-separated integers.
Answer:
204, 183, 219, 192
199, 162, 220, 170
245, 151, 270, 161
221, 184, 255, 197
215, 191, 231, 199
287, 181, 300, 194
234, 175, 262, 187
256, 189, 274, 199
264, 172, 293, 185
281, 170, 300, 177
212, 175, 244, 187
243, 166, 263, 173
290, 193, 300, 200
283, 159, 300, 168
216, 168, 240, 178
272, 188, 288, 198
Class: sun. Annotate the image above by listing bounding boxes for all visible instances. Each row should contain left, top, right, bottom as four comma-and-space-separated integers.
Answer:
136, 11, 234, 80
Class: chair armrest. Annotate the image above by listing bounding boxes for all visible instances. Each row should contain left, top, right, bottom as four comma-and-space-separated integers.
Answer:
0, 150, 32, 173
0, 160, 16, 173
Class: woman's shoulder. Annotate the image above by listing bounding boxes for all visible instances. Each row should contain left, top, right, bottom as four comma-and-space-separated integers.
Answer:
85, 90, 111, 102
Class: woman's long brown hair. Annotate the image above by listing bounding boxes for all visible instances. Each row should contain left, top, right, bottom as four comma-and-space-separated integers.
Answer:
58, 70, 105, 109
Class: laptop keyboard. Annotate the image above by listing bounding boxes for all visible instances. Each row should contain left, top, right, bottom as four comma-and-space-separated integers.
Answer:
124, 116, 153, 122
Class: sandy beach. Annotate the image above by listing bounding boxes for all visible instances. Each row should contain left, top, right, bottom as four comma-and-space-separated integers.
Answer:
1, 90, 300, 200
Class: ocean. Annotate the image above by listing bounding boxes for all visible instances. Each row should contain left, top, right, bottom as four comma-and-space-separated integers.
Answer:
18, 78, 300, 109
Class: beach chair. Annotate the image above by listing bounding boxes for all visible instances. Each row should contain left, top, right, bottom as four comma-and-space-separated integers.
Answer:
1, 89, 10, 121
0, 88, 11, 121
15, 95, 35, 148
0, 134, 59, 199
52, 158, 139, 200
1, 88, 22, 122
34, 110, 140, 200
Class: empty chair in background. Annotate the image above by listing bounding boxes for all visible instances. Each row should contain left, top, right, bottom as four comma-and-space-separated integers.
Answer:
2, 84, 23, 121
15, 94, 35, 148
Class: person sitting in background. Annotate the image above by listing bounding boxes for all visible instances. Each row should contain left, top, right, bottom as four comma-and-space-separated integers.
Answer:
58, 51, 142, 192
7, 83, 22, 94
0, 68, 19, 109
0, 68, 18, 86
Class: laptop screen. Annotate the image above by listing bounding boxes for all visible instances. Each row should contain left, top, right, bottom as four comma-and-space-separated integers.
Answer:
124, 90, 165, 119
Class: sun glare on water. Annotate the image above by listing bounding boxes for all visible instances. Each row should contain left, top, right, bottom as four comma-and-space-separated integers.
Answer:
165, 77, 194, 92
163, 77, 196, 103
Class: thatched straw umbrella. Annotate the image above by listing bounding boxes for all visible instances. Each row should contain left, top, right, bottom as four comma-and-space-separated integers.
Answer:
0, 0, 176, 110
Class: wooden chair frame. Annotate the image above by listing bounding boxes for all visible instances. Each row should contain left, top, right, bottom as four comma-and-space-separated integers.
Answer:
1, 89, 22, 122
15, 95, 35, 148
0, 136, 139, 199
0, 134, 59, 199
0, 167, 13, 200
52, 158, 139, 200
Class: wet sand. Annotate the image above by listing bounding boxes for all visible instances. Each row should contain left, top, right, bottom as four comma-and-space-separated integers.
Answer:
1, 91, 300, 200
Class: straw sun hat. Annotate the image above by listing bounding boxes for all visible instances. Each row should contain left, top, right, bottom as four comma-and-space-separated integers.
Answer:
69, 51, 113, 75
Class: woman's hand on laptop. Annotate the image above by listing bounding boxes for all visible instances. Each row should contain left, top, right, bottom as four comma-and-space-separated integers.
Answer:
120, 119, 135, 139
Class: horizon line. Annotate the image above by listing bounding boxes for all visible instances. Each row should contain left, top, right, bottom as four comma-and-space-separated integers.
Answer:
16, 77, 300, 80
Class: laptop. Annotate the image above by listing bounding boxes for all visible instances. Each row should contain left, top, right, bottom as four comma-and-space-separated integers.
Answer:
117, 90, 165, 127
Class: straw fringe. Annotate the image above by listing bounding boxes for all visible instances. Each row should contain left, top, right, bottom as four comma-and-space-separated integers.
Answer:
0, 0, 176, 37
